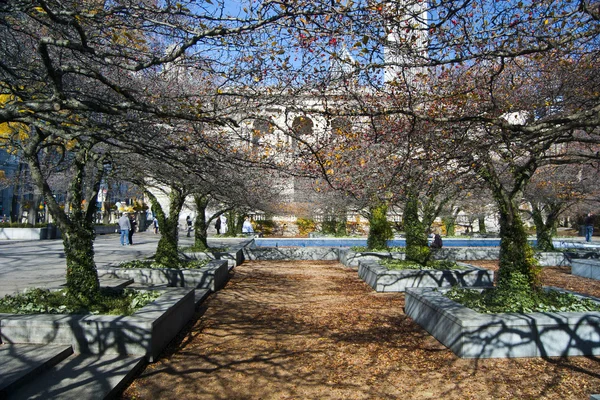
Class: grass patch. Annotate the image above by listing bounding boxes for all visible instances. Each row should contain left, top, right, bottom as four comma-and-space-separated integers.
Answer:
446, 287, 600, 313
117, 259, 210, 270
0, 288, 161, 316
381, 259, 464, 271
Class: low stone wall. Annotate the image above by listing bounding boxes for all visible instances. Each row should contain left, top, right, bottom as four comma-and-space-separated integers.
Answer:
572, 259, 600, 280
0, 227, 60, 240
358, 261, 494, 292
0, 288, 195, 362
98, 259, 229, 291
405, 287, 600, 358
244, 246, 340, 261
93, 225, 118, 235
339, 249, 569, 268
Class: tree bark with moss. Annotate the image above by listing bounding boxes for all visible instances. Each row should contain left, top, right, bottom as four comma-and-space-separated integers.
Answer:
145, 187, 186, 266
403, 196, 431, 264
531, 203, 560, 252
24, 132, 104, 303
482, 165, 541, 291
192, 194, 210, 250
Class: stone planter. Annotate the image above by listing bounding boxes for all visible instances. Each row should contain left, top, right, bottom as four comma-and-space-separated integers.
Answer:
572, 259, 600, 280
0, 288, 195, 362
358, 261, 494, 292
535, 252, 570, 267
184, 246, 245, 269
97, 260, 229, 291
405, 287, 600, 358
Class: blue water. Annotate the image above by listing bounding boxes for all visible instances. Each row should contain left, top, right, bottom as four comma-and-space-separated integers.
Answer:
254, 238, 506, 248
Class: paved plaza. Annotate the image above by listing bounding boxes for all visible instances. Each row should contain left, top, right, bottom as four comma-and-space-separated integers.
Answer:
0, 231, 246, 297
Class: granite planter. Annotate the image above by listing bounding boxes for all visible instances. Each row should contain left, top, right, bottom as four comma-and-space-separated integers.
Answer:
358, 261, 494, 292
97, 259, 229, 291
0, 288, 195, 362
405, 287, 600, 358
572, 259, 600, 280
184, 246, 245, 269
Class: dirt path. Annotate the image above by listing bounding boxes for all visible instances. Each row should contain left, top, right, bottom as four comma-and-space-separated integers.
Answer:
122, 261, 600, 399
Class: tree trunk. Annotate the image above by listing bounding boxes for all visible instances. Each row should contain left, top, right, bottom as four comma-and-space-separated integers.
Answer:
366, 201, 393, 250
442, 216, 456, 236
63, 224, 99, 301
224, 210, 236, 237
497, 199, 541, 290
193, 194, 209, 250
478, 216, 487, 233
148, 187, 185, 266
404, 196, 431, 264
532, 206, 555, 251
235, 213, 244, 235
335, 206, 347, 237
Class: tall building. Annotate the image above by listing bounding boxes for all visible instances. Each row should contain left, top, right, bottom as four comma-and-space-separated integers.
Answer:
383, 0, 429, 85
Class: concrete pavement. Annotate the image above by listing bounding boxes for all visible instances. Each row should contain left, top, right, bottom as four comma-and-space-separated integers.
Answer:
0, 230, 247, 297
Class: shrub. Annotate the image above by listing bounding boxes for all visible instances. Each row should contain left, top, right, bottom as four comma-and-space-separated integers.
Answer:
296, 218, 317, 236
367, 203, 393, 250
253, 219, 276, 235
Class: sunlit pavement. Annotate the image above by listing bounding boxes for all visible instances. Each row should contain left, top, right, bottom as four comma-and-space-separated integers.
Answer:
0, 230, 248, 297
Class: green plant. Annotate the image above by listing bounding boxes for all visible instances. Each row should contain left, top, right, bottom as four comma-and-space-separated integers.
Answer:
180, 245, 227, 253
0, 288, 161, 316
381, 259, 463, 271
446, 283, 600, 314
117, 259, 210, 270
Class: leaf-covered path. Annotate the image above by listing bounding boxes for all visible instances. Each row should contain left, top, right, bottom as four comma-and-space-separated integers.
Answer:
122, 261, 600, 399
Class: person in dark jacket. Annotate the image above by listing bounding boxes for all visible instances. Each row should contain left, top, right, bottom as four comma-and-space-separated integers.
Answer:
128, 214, 137, 245
215, 216, 221, 235
585, 212, 594, 242
186, 215, 193, 237
431, 233, 443, 249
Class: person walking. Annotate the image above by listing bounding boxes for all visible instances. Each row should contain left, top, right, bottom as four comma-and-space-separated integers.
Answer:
186, 215, 193, 237
585, 212, 594, 242
221, 214, 228, 234
128, 213, 137, 245
153, 217, 159, 234
214, 216, 221, 235
242, 217, 254, 235
118, 212, 131, 246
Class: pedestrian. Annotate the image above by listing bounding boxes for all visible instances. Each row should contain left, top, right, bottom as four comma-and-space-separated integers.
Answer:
242, 217, 254, 235
431, 233, 443, 249
128, 213, 137, 245
186, 215, 193, 237
118, 212, 131, 246
214, 216, 221, 235
221, 214, 228, 234
585, 212, 594, 242
153, 217, 159, 234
